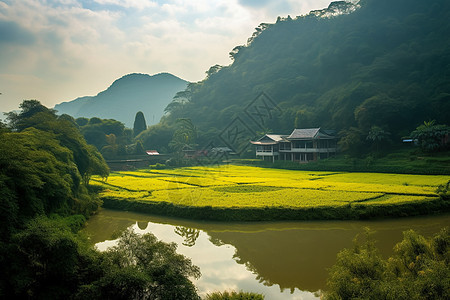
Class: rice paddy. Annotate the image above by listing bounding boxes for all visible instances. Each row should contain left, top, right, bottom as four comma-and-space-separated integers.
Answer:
92, 165, 448, 211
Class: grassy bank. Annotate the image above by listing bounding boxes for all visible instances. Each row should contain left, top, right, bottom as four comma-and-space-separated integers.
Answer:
101, 197, 449, 221
92, 165, 449, 221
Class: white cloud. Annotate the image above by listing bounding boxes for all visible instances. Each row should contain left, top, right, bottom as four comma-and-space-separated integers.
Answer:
0, 0, 333, 113
93, 0, 158, 10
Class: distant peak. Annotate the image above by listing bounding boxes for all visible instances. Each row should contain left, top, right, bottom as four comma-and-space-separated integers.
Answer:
115, 73, 150, 81
106, 72, 187, 91
113, 72, 186, 84
151, 72, 188, 81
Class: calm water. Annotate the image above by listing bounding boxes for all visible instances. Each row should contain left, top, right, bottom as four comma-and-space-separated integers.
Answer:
83, 209, 449, 299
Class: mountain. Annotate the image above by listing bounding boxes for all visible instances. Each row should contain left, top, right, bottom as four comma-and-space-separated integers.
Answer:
163, 0, 450, 153
55, 73, 189, 127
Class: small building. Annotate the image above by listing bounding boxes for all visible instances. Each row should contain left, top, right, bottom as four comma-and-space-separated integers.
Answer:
146, 150, 160, 155
250, 128, 337, 163
182, 145, 207, 158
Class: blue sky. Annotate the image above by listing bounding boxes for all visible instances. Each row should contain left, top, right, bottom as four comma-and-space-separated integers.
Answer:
0, 0, 333, 113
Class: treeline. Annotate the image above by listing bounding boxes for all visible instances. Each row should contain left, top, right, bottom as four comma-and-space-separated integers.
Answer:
74, 111, 152, 159
0, 101, 201, 299
155, 0, 450, 156
1, 100, 109, 226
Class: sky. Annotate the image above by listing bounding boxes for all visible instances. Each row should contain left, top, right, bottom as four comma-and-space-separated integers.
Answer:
0, 0, 334, 113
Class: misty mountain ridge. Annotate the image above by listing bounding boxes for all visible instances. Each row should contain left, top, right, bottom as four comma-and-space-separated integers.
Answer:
55, 73, 189, 127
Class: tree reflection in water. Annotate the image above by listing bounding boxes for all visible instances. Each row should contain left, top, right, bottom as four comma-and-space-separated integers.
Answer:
174, 226, 200, 247
84, 209, 449, 298
137, 221, 148, 230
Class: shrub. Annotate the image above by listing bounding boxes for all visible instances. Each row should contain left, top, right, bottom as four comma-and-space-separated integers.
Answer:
436, 180, 450, 200
324, 228, 450, 300
149, 163, 166, 170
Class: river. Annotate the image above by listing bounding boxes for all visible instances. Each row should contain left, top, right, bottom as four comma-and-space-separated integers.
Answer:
83, 209, 449, 299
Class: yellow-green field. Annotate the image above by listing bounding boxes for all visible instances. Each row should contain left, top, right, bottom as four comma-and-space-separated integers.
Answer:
92, 165, 448, 210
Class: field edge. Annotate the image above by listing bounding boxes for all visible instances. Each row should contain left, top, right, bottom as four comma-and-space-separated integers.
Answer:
101, 197, 450, 222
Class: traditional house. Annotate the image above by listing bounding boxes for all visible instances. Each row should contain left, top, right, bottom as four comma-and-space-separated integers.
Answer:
250, 128, 337, 163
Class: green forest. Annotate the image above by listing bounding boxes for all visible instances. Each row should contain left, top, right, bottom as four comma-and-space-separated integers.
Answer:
0, 101, 201, 299
142, 0, 450, 157
1, 0, 449, 298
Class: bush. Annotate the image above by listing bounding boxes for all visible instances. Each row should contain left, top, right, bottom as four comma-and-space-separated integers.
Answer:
324, 228, 450, 300
437, 180, 450, 200
149, 163, 166, 170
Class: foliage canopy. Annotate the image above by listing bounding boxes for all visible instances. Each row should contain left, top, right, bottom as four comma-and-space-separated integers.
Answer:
162, 0, 450, 156
325, 228, 449, 300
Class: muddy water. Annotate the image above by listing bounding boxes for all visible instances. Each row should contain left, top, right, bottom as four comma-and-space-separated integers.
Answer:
83, 209, 449, 299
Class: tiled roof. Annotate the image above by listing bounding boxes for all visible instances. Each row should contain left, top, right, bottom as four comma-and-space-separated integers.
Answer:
287, 128, 321, 139
251, 129, 336, 145
146, 150, 160, 155
250, 134, 288, 145
265, 134, 288, 142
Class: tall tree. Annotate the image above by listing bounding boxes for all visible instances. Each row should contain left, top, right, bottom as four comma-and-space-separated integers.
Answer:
133, 111, 147, 137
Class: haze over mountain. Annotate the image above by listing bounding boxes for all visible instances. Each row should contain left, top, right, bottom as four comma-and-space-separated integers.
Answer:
160, 0, 449, 153
55, 73, 188, 127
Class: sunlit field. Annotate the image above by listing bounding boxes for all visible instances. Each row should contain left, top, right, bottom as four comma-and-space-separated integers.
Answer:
92, 165, 447, 211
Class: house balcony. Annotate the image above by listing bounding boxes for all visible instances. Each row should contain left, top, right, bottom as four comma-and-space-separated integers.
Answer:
280, 148, 337, 153
256, 150, 279, 156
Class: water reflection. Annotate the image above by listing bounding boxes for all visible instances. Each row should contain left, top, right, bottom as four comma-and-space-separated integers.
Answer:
174, 226, 200, 247
83, 209, 449, 299
209, 227, 360, 292
137, 221, 149, 230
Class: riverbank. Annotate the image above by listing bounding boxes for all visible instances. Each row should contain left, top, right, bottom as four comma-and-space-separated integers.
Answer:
92, 165, 449, 221
101, 196, 449, 221
83, 209, 450, 297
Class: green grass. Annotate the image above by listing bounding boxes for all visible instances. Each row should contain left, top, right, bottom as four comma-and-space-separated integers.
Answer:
92, 165, 450, 221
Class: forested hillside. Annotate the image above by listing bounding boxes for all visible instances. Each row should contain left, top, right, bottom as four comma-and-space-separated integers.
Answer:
162, 0, 450, 154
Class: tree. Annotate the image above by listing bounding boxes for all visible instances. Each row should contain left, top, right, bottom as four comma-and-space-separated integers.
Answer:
338, 127, 366, 156
75, 117, 89, 127
83, 229, 201, 300
3, 100, 109, 189
12, 217, 84, 299
137, 123, 174, 153
366, 125, 390, 152
354, 94, 402, 131
174, 226, 200, 247
325, 228, 450, 300
133, 111, 147, 137
84, 144, 109, 186
436, 180, 450, 200
169, 118, 197, 153
205, 64, 223, 79
134, 140, 145, 155
6, 100, 54, 131
82, 128, 108, 150
410, 121, 450, 152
